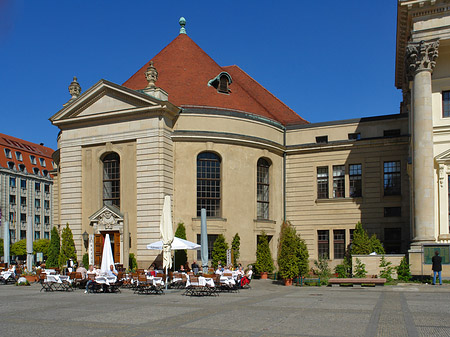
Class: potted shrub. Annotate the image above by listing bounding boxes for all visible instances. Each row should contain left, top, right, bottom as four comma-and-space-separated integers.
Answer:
255, 231, 274, 279
277, 222, 299, 286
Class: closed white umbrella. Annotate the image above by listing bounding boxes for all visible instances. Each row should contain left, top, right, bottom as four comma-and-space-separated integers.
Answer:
100, 234, 115, 274
160, 195, 174, 287
147, 237, 201, 250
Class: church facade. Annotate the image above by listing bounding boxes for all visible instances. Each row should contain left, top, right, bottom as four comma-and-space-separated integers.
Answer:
50, 1, 450, 276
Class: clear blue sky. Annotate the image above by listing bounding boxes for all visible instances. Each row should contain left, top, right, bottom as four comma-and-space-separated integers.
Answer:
0, 1, 401, 150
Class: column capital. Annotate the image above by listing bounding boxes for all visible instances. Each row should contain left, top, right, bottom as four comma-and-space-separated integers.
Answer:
406, 40, 439, 78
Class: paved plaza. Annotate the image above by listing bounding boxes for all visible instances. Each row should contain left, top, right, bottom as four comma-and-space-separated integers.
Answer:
1, 280, 450, 337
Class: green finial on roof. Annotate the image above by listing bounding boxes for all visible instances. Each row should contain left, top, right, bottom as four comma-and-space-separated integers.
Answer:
179, 17, 186, 34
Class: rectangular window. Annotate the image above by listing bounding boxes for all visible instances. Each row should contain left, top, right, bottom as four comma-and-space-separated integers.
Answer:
349, 164, 362, 197
35, 232, 40, 240
384, 207, 401, 217
9, 212, 14, 222
443, 91, 450, 118
30, 155, 36, 165
20, 230, 26, 240
348, 133, 361, 140
44, 232, 50, 239
10, 230, 16, 243
316, 136, 328, 144
20, 179, 26, 189
384, 161, 401, 196
35, 199, 40, 208
317, 167, 329, 199
9, 195, 16, 204
20, 197, 26, 206
257, 159, 270, 219
383, 129, 401, 137
384, 228, 402, 254
333, 230, 346, 259
44, 184, 50, 193
10, 177, 16, 187
448, 176, 450, 232
197, 234, 219, 260
20, 213, 26, 223
318, 230, 329, 258
44, 200, 50, 209
197, 153, 221, 217
35, 215, 40, 224
35, 182, 41, 192
333, 165, 345, 198
44, 216, 50, 225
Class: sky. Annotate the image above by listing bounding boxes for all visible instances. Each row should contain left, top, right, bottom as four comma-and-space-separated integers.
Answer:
0, 1, 402, 150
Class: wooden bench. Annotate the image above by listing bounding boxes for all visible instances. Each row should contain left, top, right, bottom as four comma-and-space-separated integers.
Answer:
328, 278, 386, 287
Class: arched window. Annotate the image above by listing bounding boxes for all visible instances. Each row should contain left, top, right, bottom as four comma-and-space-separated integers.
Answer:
197, 152, 221, 217
257, 158, 270, 219
103, 153, 120, 207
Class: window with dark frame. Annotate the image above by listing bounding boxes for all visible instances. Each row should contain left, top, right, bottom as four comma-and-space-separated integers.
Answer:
103, 153, 120, 207
384, 207, 401, 217
383, 129, 401, 137
4, 148, 11, 158
35, 232, 40, 240
44, 232, 49, 239
257, 158, 270, 219
20, 197, 26, 206
44, 184, 49, 193
316, 136, 328, 144
317, 167, 329, 199
350, 229, 355, 243
35, 182, 40, 192
333, 230, 345, 259
218, 76, 229, 94
7, 162, 15, 170
333, 165, 345, 198
20, 230, 26, 240
35, 215, 40, 225
348, 133, 361, 140
20, 179, 26, 189
384, 228, 402, 254
318, 230, 329, 258
349, 164, 362, 197
35, 199, 40, 208
10, 177, 16, 187
443, 91, 450, 118
44, 200, 50, 209
197, 152, 221, 217
20, 213, 26, 223
44, 216, 49, 225
9, 195, 15, 204
384, 161, 401, 196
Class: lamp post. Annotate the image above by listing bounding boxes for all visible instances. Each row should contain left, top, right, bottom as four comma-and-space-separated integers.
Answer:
82, 231, 89, 249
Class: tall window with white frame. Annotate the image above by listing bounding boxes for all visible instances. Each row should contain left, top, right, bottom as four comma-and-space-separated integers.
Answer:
333, 165, 345, 198
349, 164, 362, 197
197, 152, 221, 217
103, 153, 120, 208
257, 158, 270, 220
443, 91, 450, 118
333, 230, 345, 259
317, 167, 329, 199
384, 161, 401, 196
318, 230, 329, 258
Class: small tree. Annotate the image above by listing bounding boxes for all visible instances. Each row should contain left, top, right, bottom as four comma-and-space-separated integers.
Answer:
278, 222, 299, 280
255, 231, 274, 274
231, 233, 240, 266
129, 253, 138, 271
211, 234, 228, 269
82, 253, 89, 268
379, 256, 394, 281
46, 227, 60, 268
58, 224, 77, 267
296, 235, 310, 277
33, 239, 50, 257
313, 256, 331, 284
334, 263, 348, 278
10, 239, 27, 256
396, 256, 412, 281
353, 258, 367, 278
174, 222, 187, 270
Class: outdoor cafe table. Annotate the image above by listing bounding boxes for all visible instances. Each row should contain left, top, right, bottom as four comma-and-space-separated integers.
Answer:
46, 274, 72, 291
186, 275, 215, 287
146, 276, 164, 286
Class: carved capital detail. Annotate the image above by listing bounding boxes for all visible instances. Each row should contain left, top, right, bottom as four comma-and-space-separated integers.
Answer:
406, 40, 439, 78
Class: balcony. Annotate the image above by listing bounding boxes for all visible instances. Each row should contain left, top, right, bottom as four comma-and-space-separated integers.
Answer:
35, 223, 41, 230
44, 192, 50, 199
35, 207, 41, 214
44, 208, 50, 215
20, 188, 27, 196
20, 222, 27, 230
9, 186, 16, 194
20, 205, 27, 213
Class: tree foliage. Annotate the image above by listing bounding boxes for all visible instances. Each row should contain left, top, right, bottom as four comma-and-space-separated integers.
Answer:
278, 222, 310, 280
82, 253, 89, 268
11, 239, 27, 256
129, 253, 138, 271
174, 222, 187, 269
33, 239, 50, 256
46, 227, 60, 268
231, 233, 240, 266
58, 223, 77, 267
379, 256, 394, 281
313, 256, 331, 284
351, 222, 385, 255
211, 234, 228, 269
353, 258, 367, 278
255, 231, 274, 273
396, 256, 412, 281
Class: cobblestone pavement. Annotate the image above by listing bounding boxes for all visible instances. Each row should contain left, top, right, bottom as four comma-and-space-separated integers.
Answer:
1, 280, 450, 337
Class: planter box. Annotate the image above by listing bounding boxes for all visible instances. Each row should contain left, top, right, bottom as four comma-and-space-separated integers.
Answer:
23, 275, 38, 283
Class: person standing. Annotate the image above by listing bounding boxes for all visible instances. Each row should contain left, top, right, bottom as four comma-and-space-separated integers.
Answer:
432, 250, 442, 285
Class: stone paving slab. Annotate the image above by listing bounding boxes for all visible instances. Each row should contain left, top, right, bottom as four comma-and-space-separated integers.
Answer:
1, 281, 450, 337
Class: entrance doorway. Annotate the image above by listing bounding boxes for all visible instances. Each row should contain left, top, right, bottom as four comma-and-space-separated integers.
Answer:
94, 231, 120, 267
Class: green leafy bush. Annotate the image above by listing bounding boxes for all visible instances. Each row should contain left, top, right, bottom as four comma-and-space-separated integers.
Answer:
296, 235, 309, 277
11, 239, 27, 256
58, 224, 77, 267
353, 258, 367, 278
46, 227, 60, 268
33, 239, 50, 256
396, 256, 411, 282
351, 222, 385, 255
278, 222, 310, 280
129, 253, 138, 271
313, 256, 331, 284
211, 234, 228, 269
231, 233, 240, 266
174, 222, 187, 269
379, 256, 394, 281
82, 253, 89, 268
255, 231, 274, 273
334, 263, 348, 278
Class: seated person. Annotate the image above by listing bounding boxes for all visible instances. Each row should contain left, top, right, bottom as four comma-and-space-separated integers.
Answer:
184, 262, 191, 272
76, 263, 87, 279
236, 266, 244, 279
179, 265, 186, 273
107, 264, 118, 278
147, 265, 156, 277
223, 265, 232, 274
85, 265, 95, 293
239, 265, 253, 288
215, 266, 224, 275
191, 261, 199, 274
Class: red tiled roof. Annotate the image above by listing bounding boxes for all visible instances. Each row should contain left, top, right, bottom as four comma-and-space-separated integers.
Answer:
123, 34, 308, 126
0, 133, 54, 177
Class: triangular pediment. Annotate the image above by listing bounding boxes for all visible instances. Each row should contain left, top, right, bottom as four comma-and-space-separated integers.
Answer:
435, 148, 450, 163
89, 204, 123, 223
50, 79, 179, 125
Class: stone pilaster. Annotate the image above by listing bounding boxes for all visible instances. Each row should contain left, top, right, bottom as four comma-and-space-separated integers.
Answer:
406, 40, 439, 244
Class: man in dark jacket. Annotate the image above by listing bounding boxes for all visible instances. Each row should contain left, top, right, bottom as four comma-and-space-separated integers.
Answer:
432, 250, 442, 285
